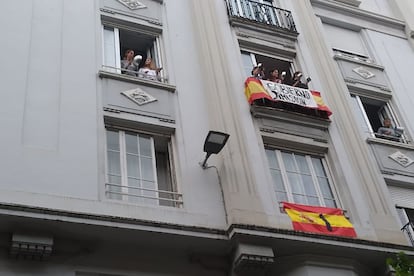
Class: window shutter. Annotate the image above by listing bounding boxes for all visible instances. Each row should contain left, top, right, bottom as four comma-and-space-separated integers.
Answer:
389, 185, 414, 209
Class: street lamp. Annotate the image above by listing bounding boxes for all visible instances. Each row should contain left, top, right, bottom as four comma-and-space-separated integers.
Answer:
200, 131, 230, 169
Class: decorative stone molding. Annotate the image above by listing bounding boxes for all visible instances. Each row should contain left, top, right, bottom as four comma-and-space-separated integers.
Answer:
389, 151, 414, 168
116, 0, 146, 10
352, 66, 375, 79
311, 0, 406, 38
332, 0, 361, 7
121, 88, 157, 106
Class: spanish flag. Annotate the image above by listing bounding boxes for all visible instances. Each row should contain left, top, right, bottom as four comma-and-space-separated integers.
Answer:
244, 77, 332, 117
282, 202, 357, 238
244, 77, 273, 103
310, 90, 332, 117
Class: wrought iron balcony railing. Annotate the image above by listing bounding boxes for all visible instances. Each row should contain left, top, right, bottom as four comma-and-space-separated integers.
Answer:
226, 0, 297, 33
402, 221, 414, 246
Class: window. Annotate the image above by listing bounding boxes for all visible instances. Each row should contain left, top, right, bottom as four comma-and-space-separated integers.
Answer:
241, 51, 293, 80
105, 129, 181, 207
350, 95, 406, 142
102, 24, 164, 81
266, 149, 337, 208
323, 24, 369, 60
397, 207, 414, 246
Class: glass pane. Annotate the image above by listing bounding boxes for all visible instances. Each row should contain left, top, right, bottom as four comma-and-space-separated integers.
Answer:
107, 175, 122, 200
125, 133, 138, 154
302, 175, 317, 196
287, 172, 303, 194
106, 130, 119, 151
103, 27, 116, 68
126, 154, 140, 178
324, 199, 336, 208
311, 157, 326, 176
307, 196, 320, 206
142, 180, 157, 205
293, 194, 307, 205
318, 177, 334, 198
108, 175, 121, 184
270, 170, 285, 192
266, 149, 279, 169
282, 152, 296, 172
296, 155, 310, 173
107, 151, 121, 174
241, 51, 253, 77
139, 135, 152, 157
141, 156, 155, 181
128, 178, 141, 203
349, 95, 371, 136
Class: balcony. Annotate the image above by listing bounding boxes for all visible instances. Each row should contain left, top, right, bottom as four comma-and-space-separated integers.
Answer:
225, 0, 297, 33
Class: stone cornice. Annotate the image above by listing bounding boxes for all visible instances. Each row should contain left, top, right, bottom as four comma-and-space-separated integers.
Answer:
0, 202, 412, 254
311, 0, 406, 34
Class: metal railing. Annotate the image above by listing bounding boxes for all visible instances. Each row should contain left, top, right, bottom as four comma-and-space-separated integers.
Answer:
226, 0, 297, 33
402, 221, 414, 246
101, 65, 168, 83
105, 183, 183, 208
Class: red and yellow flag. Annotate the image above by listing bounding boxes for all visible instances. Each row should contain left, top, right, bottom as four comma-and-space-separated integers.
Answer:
282, 202, 357, 238
244, 77, 273, 103
244, 77, 332, 117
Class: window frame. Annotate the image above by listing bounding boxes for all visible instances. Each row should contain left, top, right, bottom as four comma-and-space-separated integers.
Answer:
265, 148, 339, 208
101, 20, 165, 81
104, 127, 182, 207
241, 49, 296, 79
351, 94, 407, 143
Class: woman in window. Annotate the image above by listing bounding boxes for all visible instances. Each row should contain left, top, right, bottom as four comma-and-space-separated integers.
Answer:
138, 58, 162, 81
121, 49, 138, 76
267, 68, 285, 84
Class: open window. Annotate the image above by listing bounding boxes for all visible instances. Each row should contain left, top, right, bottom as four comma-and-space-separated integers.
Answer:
102, 23, 164, 81
241, 50, 293, 80
105, 128, 181, 207
265, 149, 338, 208
350, 95, 406, 143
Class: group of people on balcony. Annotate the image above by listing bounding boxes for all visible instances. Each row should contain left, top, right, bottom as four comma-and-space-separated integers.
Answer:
251, 64, 311, 89
121, 49, 162, 81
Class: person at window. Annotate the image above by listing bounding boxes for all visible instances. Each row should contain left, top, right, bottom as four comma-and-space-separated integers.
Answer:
289, 71, 310, 89
267, 68, 285, 84
121, 49, 138, 76
251, 63, 265, 79
138, 57, 162, 81
377, 118, 401, 138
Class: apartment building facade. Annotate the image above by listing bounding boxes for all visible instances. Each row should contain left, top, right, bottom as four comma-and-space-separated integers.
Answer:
1, 0, 414, 275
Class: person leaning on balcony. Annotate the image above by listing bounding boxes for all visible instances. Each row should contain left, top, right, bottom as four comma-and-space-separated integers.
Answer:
138, 57, 162, 81
267, 68, 285, 84
289, 71, 310, 89
377, 118, 399, 137
121, 49, 138, 76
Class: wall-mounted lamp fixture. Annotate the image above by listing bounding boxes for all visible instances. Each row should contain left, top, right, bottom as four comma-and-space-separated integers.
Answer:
200, 131, 230, 169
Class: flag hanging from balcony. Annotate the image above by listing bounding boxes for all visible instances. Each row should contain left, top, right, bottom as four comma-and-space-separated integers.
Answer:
244, 77, 332, 118
282, 202, 357, 238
